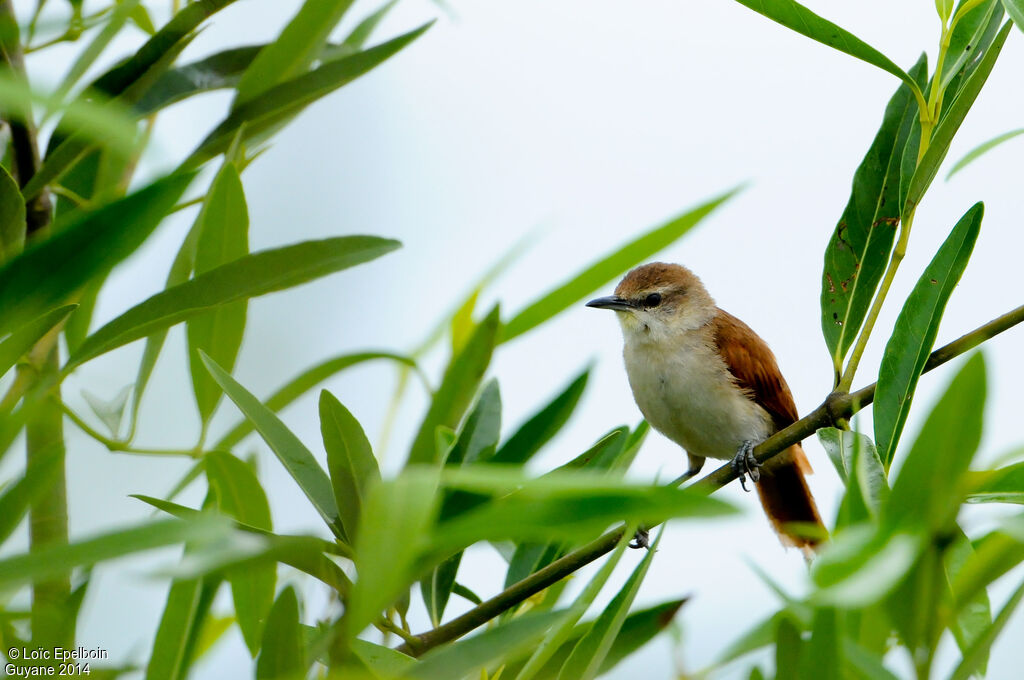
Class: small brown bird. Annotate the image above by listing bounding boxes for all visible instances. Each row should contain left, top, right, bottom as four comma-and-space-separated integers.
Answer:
587, 262, 824, 554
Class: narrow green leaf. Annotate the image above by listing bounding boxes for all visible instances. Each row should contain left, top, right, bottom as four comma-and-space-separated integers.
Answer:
492, 368, 589, 465
233, 0, 355, 107
145, 577, 210, 680
0, 163, 25, 262
557, 528, 662, 680
820, 56, 926, 371
1000, 0, 1024, 30
135, 45, 262, 115
0, 305, 76, 378
903, 22, 1011, 215
874, 204, 983, 467
188, 23, 432, 166
346, 471, 438, 644
0, 173, 193, 339
186, 162, 250, 424
885, 353, 986, 533
951, 516, 1024, 612
82, 385, 132, 437
945, 528, 992, 673
409, 611, 564, 680
937, 0, 955, 21
350, 639, 415, 676
319, 390, 380, 542
66, 235, 400, 370
256, 587, 305, 679
407, 306, 501, 466
811, 527, 923, 607
728, 0, 925, 102
798, 608, 841, 680
206, 451, 275, 657
966, 462, 1024, 504
503, 188, 737, 342
200, 353, 343, 540
939, 1, 1003, 93
55, 0, 139, 103
215, 350, 418, 450
950, 576, 1024, 680
817, 428, 888, 526
0, 517, 229, 587
947, 127, 1024, 179
339, 1, 399, 52
775, 614, 804, 679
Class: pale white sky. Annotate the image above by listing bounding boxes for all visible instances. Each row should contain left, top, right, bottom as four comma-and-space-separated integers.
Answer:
10, 0, 1024, 678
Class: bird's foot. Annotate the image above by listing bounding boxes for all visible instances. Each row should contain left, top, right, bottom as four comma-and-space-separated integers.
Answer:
731, 440, 761, 492
629, 526, 650, 550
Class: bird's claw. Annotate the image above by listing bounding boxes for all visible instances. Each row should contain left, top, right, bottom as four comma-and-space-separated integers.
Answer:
731, 440, 761, 492
629, 526, 650, 550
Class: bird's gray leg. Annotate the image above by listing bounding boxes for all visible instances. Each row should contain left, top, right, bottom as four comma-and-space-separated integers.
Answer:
669, 454, 706, 487
730, 440, 761, 492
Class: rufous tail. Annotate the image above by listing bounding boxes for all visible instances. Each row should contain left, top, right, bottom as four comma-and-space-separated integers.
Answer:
755, 443, 826, 556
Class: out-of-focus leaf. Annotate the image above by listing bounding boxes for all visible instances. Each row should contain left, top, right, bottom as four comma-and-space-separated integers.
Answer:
842, 638, 900, 680
0, 173, 192, 339
54, 0, 139, 103
903, 22, 1011, 215
945, 528, 992, 672
206, 451, 274, 657
947, 127, 1024, 179
200, 353, 343, 540
952, 518, 1024, 612
492, 368, 589, 465
135, 45, 261, 114
939, 1, 1002, 92
0, 517, 229, 587
145, 576, 218, 680
337, 0, 399, 54
0, 305, 76, 378
950, 576, 1024, 680
256, 587, 304, 679
0, 449, 61, 544
885, 353, 986, 531
937, 0, 955, 21
775, 614, 803, 680
215, 350, 419, 450
351, 639, 415, 676
811, 527, 922, 607
818, 428, 888, 526
128, 3, 156, 34
320, 390, 380, 542
409, 611, 563, 680
66, 235, 400, 370
345, 471, 438, 644
1000, 0, 1024, 30
798, 608, 841, 680
557, 528, 662, 680
82, 385, 132, 437
516, 529, 634, 680
819, 57, 926, 373
0, 164, 25, 262
716, 611, 792, 665
407, 306, 500, 466
62, 277, 101, 356
503, 188, 737, 341
188, 24, 432, 165
186, 162, 250, 425
233, 0, 355, 107
873, 205, 982, 467
966, 462, 1024, 504
727, 0, 926, 99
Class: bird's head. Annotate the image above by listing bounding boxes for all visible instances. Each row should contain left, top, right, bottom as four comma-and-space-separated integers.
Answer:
586, 262, 716, 342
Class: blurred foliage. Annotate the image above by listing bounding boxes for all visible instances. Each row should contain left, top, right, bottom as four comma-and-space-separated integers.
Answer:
0, 1, 1023, 679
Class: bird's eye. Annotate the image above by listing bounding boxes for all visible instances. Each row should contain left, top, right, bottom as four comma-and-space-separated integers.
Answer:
644, 293, 662, 307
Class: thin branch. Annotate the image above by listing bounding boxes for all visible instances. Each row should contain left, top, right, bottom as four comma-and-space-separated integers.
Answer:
396, 303, 1024, 656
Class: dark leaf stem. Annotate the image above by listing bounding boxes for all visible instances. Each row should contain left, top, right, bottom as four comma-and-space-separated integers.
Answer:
396, 303, 1024, 656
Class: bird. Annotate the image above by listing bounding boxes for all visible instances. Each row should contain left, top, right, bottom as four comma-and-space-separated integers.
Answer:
587, 262, 825, 555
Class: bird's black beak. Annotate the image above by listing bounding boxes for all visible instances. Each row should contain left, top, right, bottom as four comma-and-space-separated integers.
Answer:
586, 296, 635, 311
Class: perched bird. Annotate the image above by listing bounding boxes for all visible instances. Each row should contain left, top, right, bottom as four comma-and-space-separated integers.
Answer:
587, 262, 824, 554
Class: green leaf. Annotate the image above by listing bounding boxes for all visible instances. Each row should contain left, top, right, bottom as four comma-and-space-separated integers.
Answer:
885, 353, 986, 535
200, 353, 343, 540
951, 517, 1024, 612
950, 576, 1024, 680
819, 56, 926, 372
135, 45, 262, 115
319, 390, 380, 542
947, 127, 1024, 179
775, 614, 804, 679
206, 451, 275, 657
873, 204, 982, 467
966, 462, 1024, 504
54, 0, 140, 103
0, 516, 229, 587
0, 448, 61, 545
128, 3, 156, 34
492, 368, 589, 465
256, 587, 305, 679
503, 188, 737, 341
66, 235, 400, 370
945, 528, 992, 673
338, 0, 399, 53
811, 527, 923, 607
557, 528, 662, 680
188, 23, 432, 166
903, 21, 1011, 215
409, 611, 564, 680
939, 1, 1003, 94
0, 173, 193, 340
145, 576, 218, 680
817, 428, 888, 526
82, 385, 132, 437
728, 1, 926, 104
350, 639, 415, 676
186, 161, 250, 425
937, 0, 955, 21
798, 608, 841, 680
345, 471, 438, 644
0, 163, 25, 262
214, 350, 418, 450
0, 305, 76, 379
407, 306, 501, 466
233, 0, 355, 108
1000, 0, 1024, 30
